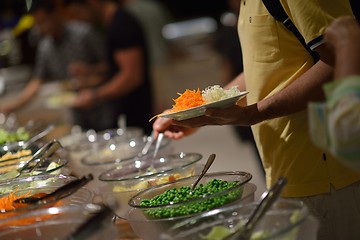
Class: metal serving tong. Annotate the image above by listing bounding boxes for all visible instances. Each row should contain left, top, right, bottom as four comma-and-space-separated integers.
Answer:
139, 131, 164, 159
67, 204, 115, 240
224, 176, 287, 240
14, 174, 94, 204
0, 139, 61, 181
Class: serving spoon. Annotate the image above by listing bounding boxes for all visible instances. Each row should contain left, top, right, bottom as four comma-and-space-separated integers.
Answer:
191, 153, 216, 192
13, 174, 94, 204
223, 176, 287, 240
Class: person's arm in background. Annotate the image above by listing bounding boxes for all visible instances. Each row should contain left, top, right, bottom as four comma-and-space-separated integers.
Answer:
72, 46, 144, 109
0, 78, 42, 113
324, 16, 360, 79
68, 23, 108, 90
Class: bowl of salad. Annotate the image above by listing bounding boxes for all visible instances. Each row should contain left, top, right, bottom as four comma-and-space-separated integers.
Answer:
0, 174, 77, 195
0, 155, 70, 182
99, 152, 203, 218
160, 199, 319, 240
0, 203, 119, 240
126, 172, 255, 240
0, 184, 93, 219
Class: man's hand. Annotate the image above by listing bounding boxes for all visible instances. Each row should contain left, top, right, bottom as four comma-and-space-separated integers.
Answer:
72, 89, 97, 109
152, 116, 199, 140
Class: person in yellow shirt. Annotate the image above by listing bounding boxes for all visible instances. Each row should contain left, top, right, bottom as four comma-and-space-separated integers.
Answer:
152, 1, 360, 239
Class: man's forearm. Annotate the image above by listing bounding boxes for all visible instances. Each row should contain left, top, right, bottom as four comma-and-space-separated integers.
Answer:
256, 60, 333, 121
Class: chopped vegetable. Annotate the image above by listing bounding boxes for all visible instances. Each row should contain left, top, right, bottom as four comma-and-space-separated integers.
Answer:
140, 179, 242, 219
0, 128, 30, 145
170, 89, 205, 112
0, 192, 31, 211
0, 191, 63, 228
202, 85, 241, 103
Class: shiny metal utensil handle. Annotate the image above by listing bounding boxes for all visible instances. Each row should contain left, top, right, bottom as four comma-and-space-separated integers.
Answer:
22, 124, 55, 149
67, 203, 114, 240
19, 139, 62, 173
224, 176, 287, 240
191, 153, 216, 191
152, 132, 164, 159
0, 139, 62, 181
140, 130, 155, 156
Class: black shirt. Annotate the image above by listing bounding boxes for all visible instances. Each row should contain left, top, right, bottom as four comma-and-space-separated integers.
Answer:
106, 8, 153, 134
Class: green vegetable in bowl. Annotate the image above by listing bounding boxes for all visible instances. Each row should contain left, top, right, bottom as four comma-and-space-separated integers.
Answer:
0, 128, 30, 145
140, 179, 242, 219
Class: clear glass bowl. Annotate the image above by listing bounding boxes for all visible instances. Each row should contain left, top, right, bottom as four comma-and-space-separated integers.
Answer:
160, 199, 319, 240
59, 127, 143, 156
0, 185, 93, 219
0, 203, 120, 240
0, 174, 77, 195
126, 182, 257, 240
81, 135, 172, 167
63, 128, 170, 180
99, 152, 203, 218
0, 155, 69, 182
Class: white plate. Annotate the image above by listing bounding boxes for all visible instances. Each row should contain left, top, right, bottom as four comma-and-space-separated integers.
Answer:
159, 91, 248, 121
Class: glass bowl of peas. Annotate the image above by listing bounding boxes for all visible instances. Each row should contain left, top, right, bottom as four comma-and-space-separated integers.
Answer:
160, 199, 319, 240
126, 171, 255, 240
99, 152, 204, 218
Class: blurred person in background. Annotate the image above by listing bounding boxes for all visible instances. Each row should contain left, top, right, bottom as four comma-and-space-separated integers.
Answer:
73, 0, 154, 135
0, 0, 108, 131
308, 16, 360, 171
119, 0, 172, 66
0, 0, 37, 68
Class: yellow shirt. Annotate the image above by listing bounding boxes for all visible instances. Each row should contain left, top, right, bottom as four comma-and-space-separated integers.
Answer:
238, 0, 360, 197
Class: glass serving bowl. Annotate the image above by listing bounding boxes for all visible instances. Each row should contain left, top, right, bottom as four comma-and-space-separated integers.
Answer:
0, 185, 93, 219
81, 135, 172, 167
0, 156, 70, 181
99, 152, 203, 218
59, 127, 143, 160
126, 172, 255, 240
0, 174, 77, 195
0, 203, 120, 240
76, 135, 172, 196
160, 199, 319, 240
0, 155, 70, 182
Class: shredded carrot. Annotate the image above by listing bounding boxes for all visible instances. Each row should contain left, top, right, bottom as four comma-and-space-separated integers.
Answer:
0, 191, 31, 211
0, 191, 63, 228
170, 89, 205, 112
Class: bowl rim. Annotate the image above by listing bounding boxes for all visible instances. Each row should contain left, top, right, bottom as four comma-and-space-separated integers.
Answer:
98, 152, 203, 182
0, 203, 103, 230
163, 198, 310, 239
0, 156, 69, 180
0, 173, 77, 186
0, 186, 92, 214
128, 171, 252, 209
